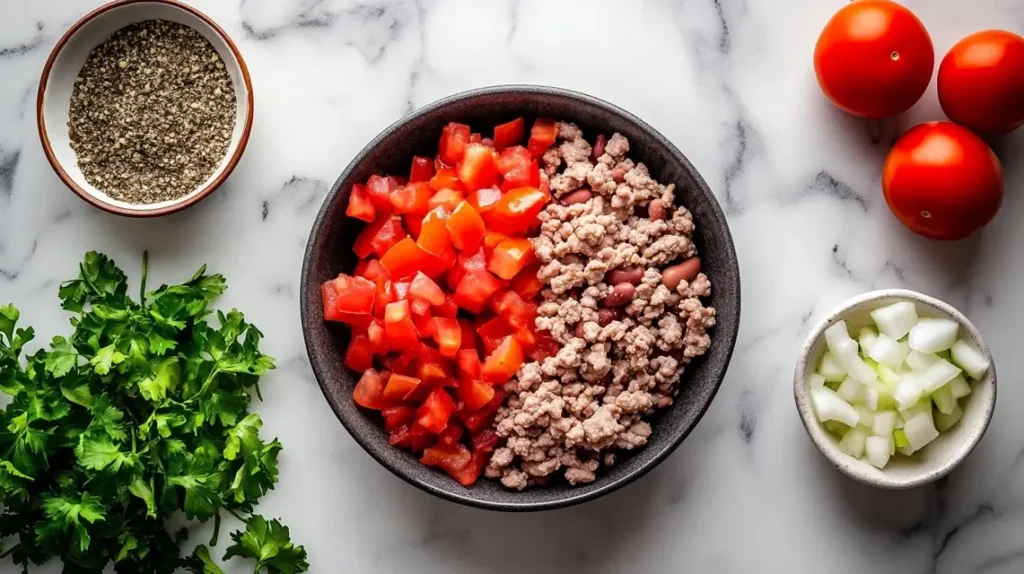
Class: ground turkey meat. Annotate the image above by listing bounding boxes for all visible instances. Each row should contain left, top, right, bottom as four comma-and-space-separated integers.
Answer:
487, 123, 716, 490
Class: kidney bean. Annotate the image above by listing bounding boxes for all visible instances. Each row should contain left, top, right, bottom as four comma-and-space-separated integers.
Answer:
574, 321, 586, 339
592, 134, 606, 160
610, 168, 626, 183
648, 199, 667, 221
661, 257, 701, 290
602, 283, 635, 307
560, 188, 593, 206
597, 308, 619, 325
605, 266, 644, 286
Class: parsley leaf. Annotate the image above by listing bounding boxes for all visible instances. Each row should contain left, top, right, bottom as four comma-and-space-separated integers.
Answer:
183, 544, 227, 574
224, 515, 309, 574
35, 493, 105, 553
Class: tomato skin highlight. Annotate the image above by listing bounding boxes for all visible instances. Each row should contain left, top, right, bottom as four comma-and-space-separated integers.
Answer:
938, 29, 1024, 135
493, 117, 525, 150
814, 1, 934, 118
409, 155, 435, 183
882, 122, 1004, 241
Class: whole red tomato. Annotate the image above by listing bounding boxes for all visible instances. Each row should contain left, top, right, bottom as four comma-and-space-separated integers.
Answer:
938, 29, 1024, 134
814, 1, 934, 118
883, 122, 1003, 241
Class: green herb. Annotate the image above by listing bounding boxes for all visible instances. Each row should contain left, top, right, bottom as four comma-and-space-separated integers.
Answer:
0, 252, 307, 574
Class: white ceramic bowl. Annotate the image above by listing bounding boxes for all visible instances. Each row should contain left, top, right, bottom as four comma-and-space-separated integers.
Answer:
794, 289, 996, 489
37, 0, 253, 217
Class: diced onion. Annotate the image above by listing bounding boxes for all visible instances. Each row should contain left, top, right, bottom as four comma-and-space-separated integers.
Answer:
919, 359, 961, 394
858, 326, 879, 356
855, 406, 875, 427
868, 334, 911, 369
865, 436, 892, 469
903, 412, 940, 450
894, 376, 924, 410
810, 387, 860, 427
861, 386, 879, 410
871, 410, 897, 436
839, 427, 868, 458
819, 352, 847, 383
825, 322, 877, 383
908, 318, 960, 354
935, 405, 964, 432
877, 364, 902, 385
870, 302, 918, 340
837, 377, 862, 403
905, 350, 938, 372
949, 375, 972, 400
950, 339, 990, 380
807, 373, 826, 388
931, 383, 957, 415
899, 399, 933, 424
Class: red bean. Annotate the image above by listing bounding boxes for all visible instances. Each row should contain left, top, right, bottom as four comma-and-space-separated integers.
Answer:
610, 168, 626, 183
597, 308, 619, 325
648, 199, 667, 221
606, 266, 644, 286
592, 134, 607, 160
560, 188, 593, 206
575, 321, 586, 338
602, 283, 636, 307
662, 258, 701, 290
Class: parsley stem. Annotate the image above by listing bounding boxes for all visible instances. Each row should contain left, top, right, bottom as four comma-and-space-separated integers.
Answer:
140, 250, 149, 307
210, 511, 221, 547
0, 545, 17, 559
226, 507, 245, 522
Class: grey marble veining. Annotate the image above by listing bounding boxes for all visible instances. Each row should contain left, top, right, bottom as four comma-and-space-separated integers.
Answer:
1, 0, 1023, 572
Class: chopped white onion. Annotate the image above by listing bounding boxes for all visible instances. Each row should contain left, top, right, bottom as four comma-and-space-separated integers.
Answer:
935, 405, 964, 432
837, 377, 862, 403
900, 399, 933, 423
855, 406, 875, 427
896, 444, 917, 457
865, 436, 893, 469
905, 349, 938, 372
819, 352, 847, 383
861, 386, 879, 411
949, 375, 972, 400
877, 364, 902, 385
868, 334, 911, 369
839, 426, 868, 458
810, 387, 860, 427
903, 412, 940, 451
919, 358, 962, 394
825, 321, 877, 383
872, 410, 897, 436
858, 326, 879, 355
894, 375, 924, 410
908, 318, 960, 354
950, 339, 990, 380
807, 373, 826, 388
870, 302, 918, 340
931, 383, 957, 415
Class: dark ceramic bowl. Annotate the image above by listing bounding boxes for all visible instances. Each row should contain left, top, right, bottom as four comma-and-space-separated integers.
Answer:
300, 85, 740, 511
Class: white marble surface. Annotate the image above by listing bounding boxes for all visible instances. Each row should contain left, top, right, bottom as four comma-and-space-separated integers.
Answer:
2, 0, 1024, 572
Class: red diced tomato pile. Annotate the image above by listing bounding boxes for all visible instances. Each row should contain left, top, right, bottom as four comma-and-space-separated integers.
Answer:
324, 117, 558, 486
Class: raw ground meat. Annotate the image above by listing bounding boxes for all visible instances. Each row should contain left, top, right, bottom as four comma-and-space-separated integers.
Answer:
486, 123, 716, 490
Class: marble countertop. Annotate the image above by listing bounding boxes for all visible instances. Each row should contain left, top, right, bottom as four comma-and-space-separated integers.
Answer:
2, 0, 1024, 572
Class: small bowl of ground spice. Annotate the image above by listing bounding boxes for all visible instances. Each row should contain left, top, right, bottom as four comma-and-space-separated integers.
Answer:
37, 0, 253, 217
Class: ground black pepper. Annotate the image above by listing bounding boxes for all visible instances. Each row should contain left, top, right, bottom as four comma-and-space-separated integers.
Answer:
68, 20, 237, 204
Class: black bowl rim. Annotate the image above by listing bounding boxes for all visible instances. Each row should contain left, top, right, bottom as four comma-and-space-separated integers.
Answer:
300, 84, 741, 511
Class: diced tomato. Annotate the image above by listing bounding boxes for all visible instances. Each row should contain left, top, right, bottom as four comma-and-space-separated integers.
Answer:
430, 317, 461, 358
495, 146, 531, 176
404, 213, 424, 239
420, 443, 473, 484
381, 405, 416, 432
446, 201, 486, 251
353, 369, 386, 410
354, 215, 399, 259
344, 335, 376, 372
380, 237, 433, 279
381, 353, 416, 377
409, 155, 435, 183
469, 132, 482, 144
457, 378, 494, 411
373, 280, 396, 317
365, 175, 393, 213
427, 188, 464, 212
393, 279, 411, 301
366, 319, 390, 354
447, 246, 487, 291
527, 118, 558, 157
390, 182, 432, 216
530, 331, 561, 361
501, 159, 541, 192
458, 390, 505, 434
416, 387, 457, 433
453, 268, 502, 313
457, 143, 499, 191
346, 183, 376, 222
482, 230, 507, 257
322, 274, 376, 320
382, 373, 421, 402
353, 258, 371, 279
384, 300, 419, 348
456, 348, 482, 381
416, 206, 450, 257
411, 309, 434, 337
466, 186, 501, 214
436, 424, 464, 448
452, 436, 497, 486
359, 259, 387, 281
493, 117, 525, 150
477, 316, 511, 354
434, 295, 458, 319
485, 186, 551, 234
481, 336, 524, 384
509, 263, 543, 299
458, 319, 476, 351
386, 175, 405, 190
487, 238, 535, 280
473, 429, 499, 452
439, 122, 471, 165
408, 271, 445, 306
389, 423, 433, 452
428, 168, 465, 192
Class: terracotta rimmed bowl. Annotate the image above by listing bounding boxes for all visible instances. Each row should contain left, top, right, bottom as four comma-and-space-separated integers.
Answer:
794, 289, 997, 489
300, 85, 741, 511
37, 0, 253, 217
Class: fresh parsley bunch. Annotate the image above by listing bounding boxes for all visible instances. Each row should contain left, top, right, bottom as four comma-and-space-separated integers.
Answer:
0, 252, 307, 574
